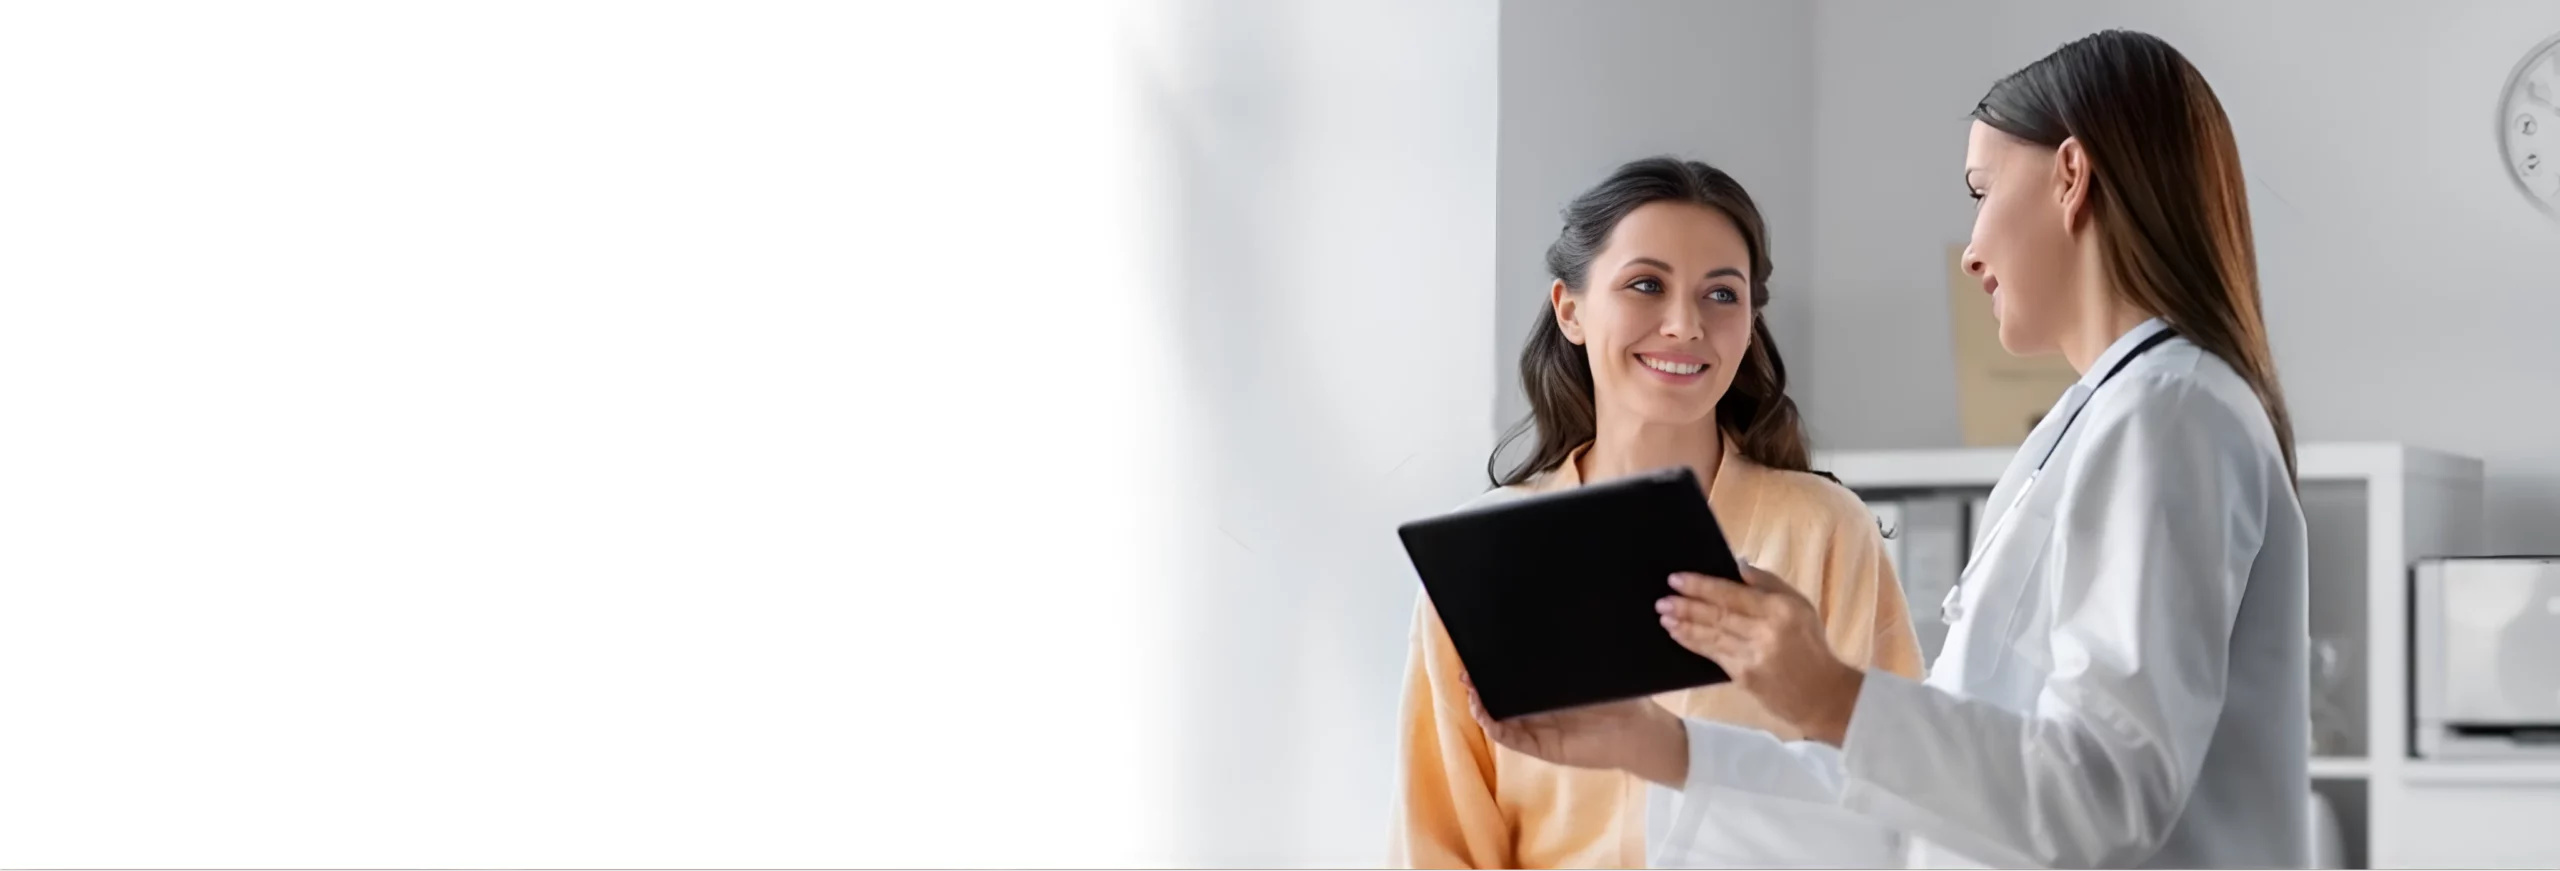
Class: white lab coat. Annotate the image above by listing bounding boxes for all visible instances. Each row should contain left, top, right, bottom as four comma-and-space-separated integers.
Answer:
1646, 319, 2309, 869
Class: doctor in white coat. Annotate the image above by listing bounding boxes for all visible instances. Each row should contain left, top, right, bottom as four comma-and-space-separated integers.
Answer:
1467, 29, 2310, 868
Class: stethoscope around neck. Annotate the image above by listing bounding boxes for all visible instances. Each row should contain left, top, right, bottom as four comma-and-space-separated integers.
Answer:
1937, 327, 2179, 626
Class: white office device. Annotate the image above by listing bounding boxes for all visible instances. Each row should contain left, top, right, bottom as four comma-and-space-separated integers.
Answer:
2415, 556, 2560, 759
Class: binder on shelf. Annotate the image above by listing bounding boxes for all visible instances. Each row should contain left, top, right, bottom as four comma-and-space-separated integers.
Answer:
1895, 496, 1966, 663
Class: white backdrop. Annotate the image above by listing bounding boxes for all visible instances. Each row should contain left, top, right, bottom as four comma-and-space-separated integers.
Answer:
0, 1, 1496, 867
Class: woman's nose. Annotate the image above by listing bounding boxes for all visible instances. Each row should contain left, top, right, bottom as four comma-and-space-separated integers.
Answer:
1661, 301, 1704, 339
1961, 245, 1987, 277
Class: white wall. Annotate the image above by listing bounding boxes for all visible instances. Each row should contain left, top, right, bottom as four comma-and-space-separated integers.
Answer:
3, 3, 1179, 867
1803, 0, 2560, 551
0, 2, 1495, 868
1138, 0, 1499, 865
1495, 0, 1814, 462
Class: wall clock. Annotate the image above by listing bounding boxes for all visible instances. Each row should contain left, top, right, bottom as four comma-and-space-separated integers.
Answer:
2502, 31, 2560, 215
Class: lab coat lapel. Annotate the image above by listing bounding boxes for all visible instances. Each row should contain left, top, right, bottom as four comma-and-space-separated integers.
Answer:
1969, 318, 2173, 557
1972, 383, 2087, 557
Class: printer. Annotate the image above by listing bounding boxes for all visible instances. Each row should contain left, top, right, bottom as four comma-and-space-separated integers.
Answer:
2414, 556, 2560, 758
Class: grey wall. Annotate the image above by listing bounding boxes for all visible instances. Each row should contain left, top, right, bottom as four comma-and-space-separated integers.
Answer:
1802, 0, 2560, 551
1495, 0, 1815, 470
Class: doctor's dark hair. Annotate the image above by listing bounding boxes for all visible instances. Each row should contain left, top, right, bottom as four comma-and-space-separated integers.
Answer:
1974, 29, 2298, 481
1491, 156, 1820, 488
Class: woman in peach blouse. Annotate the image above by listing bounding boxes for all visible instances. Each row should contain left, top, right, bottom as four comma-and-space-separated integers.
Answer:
1390, 156, 1925, 868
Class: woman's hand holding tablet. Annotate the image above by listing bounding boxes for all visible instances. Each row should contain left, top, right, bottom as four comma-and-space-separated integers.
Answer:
1460, 672, 1691, 788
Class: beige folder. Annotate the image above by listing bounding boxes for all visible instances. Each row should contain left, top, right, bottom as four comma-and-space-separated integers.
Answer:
1946, 244, 2079, 446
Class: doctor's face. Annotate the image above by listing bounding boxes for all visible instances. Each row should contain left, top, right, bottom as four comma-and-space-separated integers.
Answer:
1550, 201, 1755, 428
1960, 120, 2078, 357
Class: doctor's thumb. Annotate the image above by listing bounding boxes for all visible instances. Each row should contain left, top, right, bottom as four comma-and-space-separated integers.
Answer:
1735, 559, 1785, 589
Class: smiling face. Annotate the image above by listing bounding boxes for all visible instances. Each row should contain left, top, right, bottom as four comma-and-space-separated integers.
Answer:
1549, 200, 1755, 429
1960, 119, 2089, 357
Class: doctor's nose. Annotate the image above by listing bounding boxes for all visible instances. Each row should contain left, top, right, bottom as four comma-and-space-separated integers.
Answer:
1961, 246, 1987, 278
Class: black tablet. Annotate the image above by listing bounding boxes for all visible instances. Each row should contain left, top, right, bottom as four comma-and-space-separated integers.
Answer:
1397, 465, 1741, 720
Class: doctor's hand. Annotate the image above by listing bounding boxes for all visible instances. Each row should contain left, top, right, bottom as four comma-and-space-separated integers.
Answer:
1463, 675, 1690, 788
1658, 563, 1865, 747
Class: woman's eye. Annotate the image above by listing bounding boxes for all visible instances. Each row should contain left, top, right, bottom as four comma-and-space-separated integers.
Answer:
1968, 190, 1987, 208
1630, 278, 1663, 294
1709, 287, 1740, 303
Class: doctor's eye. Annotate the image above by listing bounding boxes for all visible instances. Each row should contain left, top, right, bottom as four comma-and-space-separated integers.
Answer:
1708, 287, 1740, 303
1629, 277, 1664, 295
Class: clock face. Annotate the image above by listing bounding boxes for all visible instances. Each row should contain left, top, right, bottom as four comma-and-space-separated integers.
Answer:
2504, 33, 2560, 214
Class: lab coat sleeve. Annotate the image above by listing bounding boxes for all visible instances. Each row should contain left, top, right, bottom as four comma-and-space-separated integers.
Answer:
1826, 379, 2271, 868
1645, 508, 1923, 868
1645, 719, 1908, 868
1389, 594, 1514, 869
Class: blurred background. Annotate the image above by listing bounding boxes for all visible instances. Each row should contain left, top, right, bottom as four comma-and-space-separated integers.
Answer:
3, 0, 2557, 868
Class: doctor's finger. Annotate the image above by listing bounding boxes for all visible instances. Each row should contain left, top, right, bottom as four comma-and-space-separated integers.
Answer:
1655, 595, 1731, 626
1668, 573, 1765, 612
1735, 562, 1794, 591
1659, 614, 1714, 652
1467, 684, 1503, 732
1662, 613, 1749, 661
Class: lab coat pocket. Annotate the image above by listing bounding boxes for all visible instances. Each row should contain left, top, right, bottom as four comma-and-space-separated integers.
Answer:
1941, 509, 2056, 695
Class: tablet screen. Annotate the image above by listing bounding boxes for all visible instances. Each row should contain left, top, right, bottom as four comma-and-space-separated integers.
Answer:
1397, 466, 1739, 720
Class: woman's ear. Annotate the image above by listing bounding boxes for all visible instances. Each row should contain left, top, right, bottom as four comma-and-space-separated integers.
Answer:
2055, 137, 2094, 233
1549, 280, 1584, 345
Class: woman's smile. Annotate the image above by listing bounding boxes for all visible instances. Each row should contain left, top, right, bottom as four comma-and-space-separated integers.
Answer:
1635, 351, 1708, 383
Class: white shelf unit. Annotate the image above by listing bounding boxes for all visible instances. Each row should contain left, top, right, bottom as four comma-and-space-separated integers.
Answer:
1816, 442, 2494, 869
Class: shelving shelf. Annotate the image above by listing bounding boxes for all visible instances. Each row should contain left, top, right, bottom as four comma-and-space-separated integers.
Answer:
2400, 761, 2560, 786
1818, 441, 2496, 869
1819, 441, 2482, 489
2312, 756, 2375, 779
